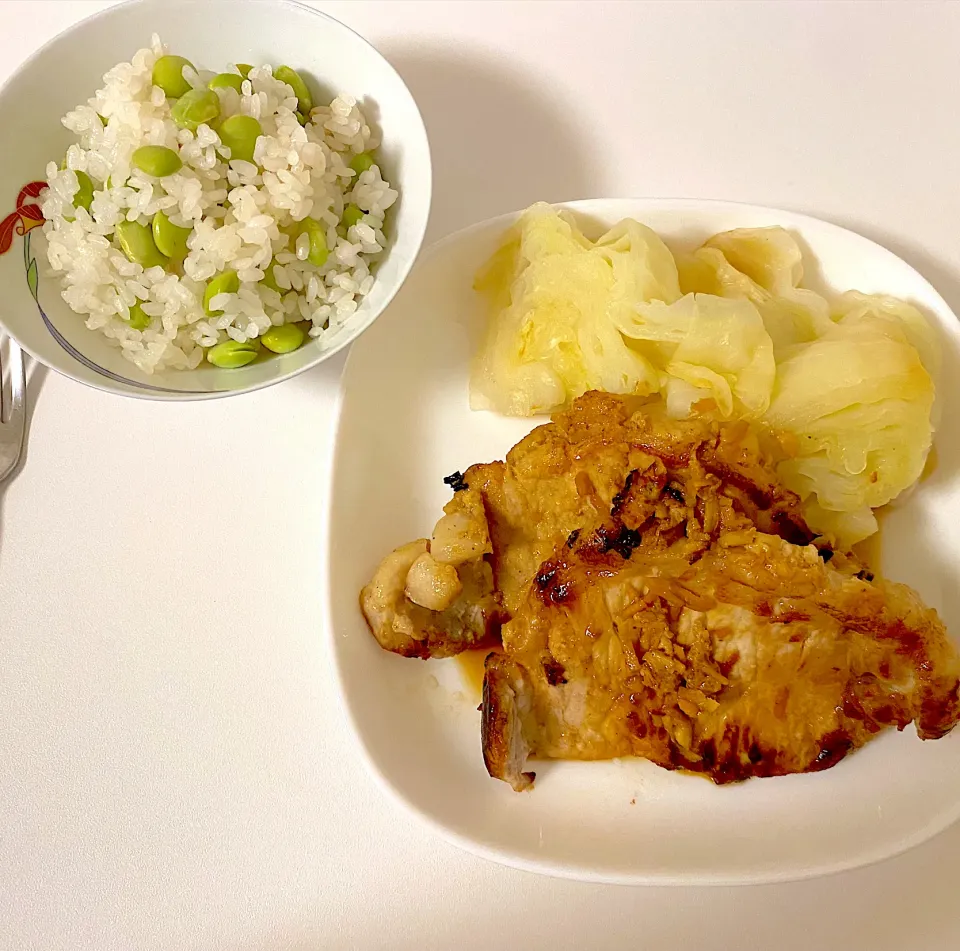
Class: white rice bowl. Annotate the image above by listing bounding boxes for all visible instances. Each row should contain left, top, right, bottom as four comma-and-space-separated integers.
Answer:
40, 34, 398, 374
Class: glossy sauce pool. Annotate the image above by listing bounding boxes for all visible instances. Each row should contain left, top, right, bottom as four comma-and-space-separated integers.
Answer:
455, 648, 496, 700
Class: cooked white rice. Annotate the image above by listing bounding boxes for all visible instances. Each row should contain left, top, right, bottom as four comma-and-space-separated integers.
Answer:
40, 34, 397, 373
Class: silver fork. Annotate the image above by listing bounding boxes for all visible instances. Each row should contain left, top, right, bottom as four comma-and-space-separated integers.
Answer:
0, 336, 26, 483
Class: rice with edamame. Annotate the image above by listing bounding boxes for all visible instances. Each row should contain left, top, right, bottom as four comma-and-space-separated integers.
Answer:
40, 34, 397, 373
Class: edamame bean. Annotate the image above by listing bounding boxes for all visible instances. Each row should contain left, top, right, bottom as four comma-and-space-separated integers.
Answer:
297, 218, 328, 267
274, 65, 313, 114
127, 301, 151, 331
341, 204, 364, 229
295, 112, 309, 127
261, 322, 305, 354
60, 160, 96, 216
152, 210, 192, 260
235, 64, 252, 77
206, 339, 259, 368
74, 170, 95, 212
218, 115, 262, 164
209, 73, 244, 93
203, 270, 240, 315
349, 151, 376, 175
132, 145, 182, 178
116, 220, 168, 269
152, 55, 194, 99
171, 88, 220, 132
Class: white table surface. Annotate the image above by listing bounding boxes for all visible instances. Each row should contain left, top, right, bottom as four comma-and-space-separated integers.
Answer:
3, 2, 960, 948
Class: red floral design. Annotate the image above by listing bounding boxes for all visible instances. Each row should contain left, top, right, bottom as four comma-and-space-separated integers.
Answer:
0, 181, 46, 255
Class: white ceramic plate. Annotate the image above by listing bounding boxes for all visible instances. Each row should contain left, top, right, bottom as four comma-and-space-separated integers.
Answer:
325, 198, 960, 885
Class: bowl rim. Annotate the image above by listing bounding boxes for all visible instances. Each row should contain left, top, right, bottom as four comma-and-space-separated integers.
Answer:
0, 0, 433, 401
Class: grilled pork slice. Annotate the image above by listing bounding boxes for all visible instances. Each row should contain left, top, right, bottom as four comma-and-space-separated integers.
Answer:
482, 653, 535, 792
483, 527, 960, 789
359, 391, 960, 787
361, 391, 814, 657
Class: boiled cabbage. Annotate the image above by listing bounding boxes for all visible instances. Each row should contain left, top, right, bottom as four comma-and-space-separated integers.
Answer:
704, 226, 803, 292
471, 203, 772, 419
471, 204, 939, 548
764, 301, 935, 545
471, 204, 667, 416
676, 245, 832, 354
613, 294, 774, 418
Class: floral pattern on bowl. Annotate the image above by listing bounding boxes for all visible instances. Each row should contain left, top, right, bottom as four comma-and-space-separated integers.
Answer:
1, 179, 202, 394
